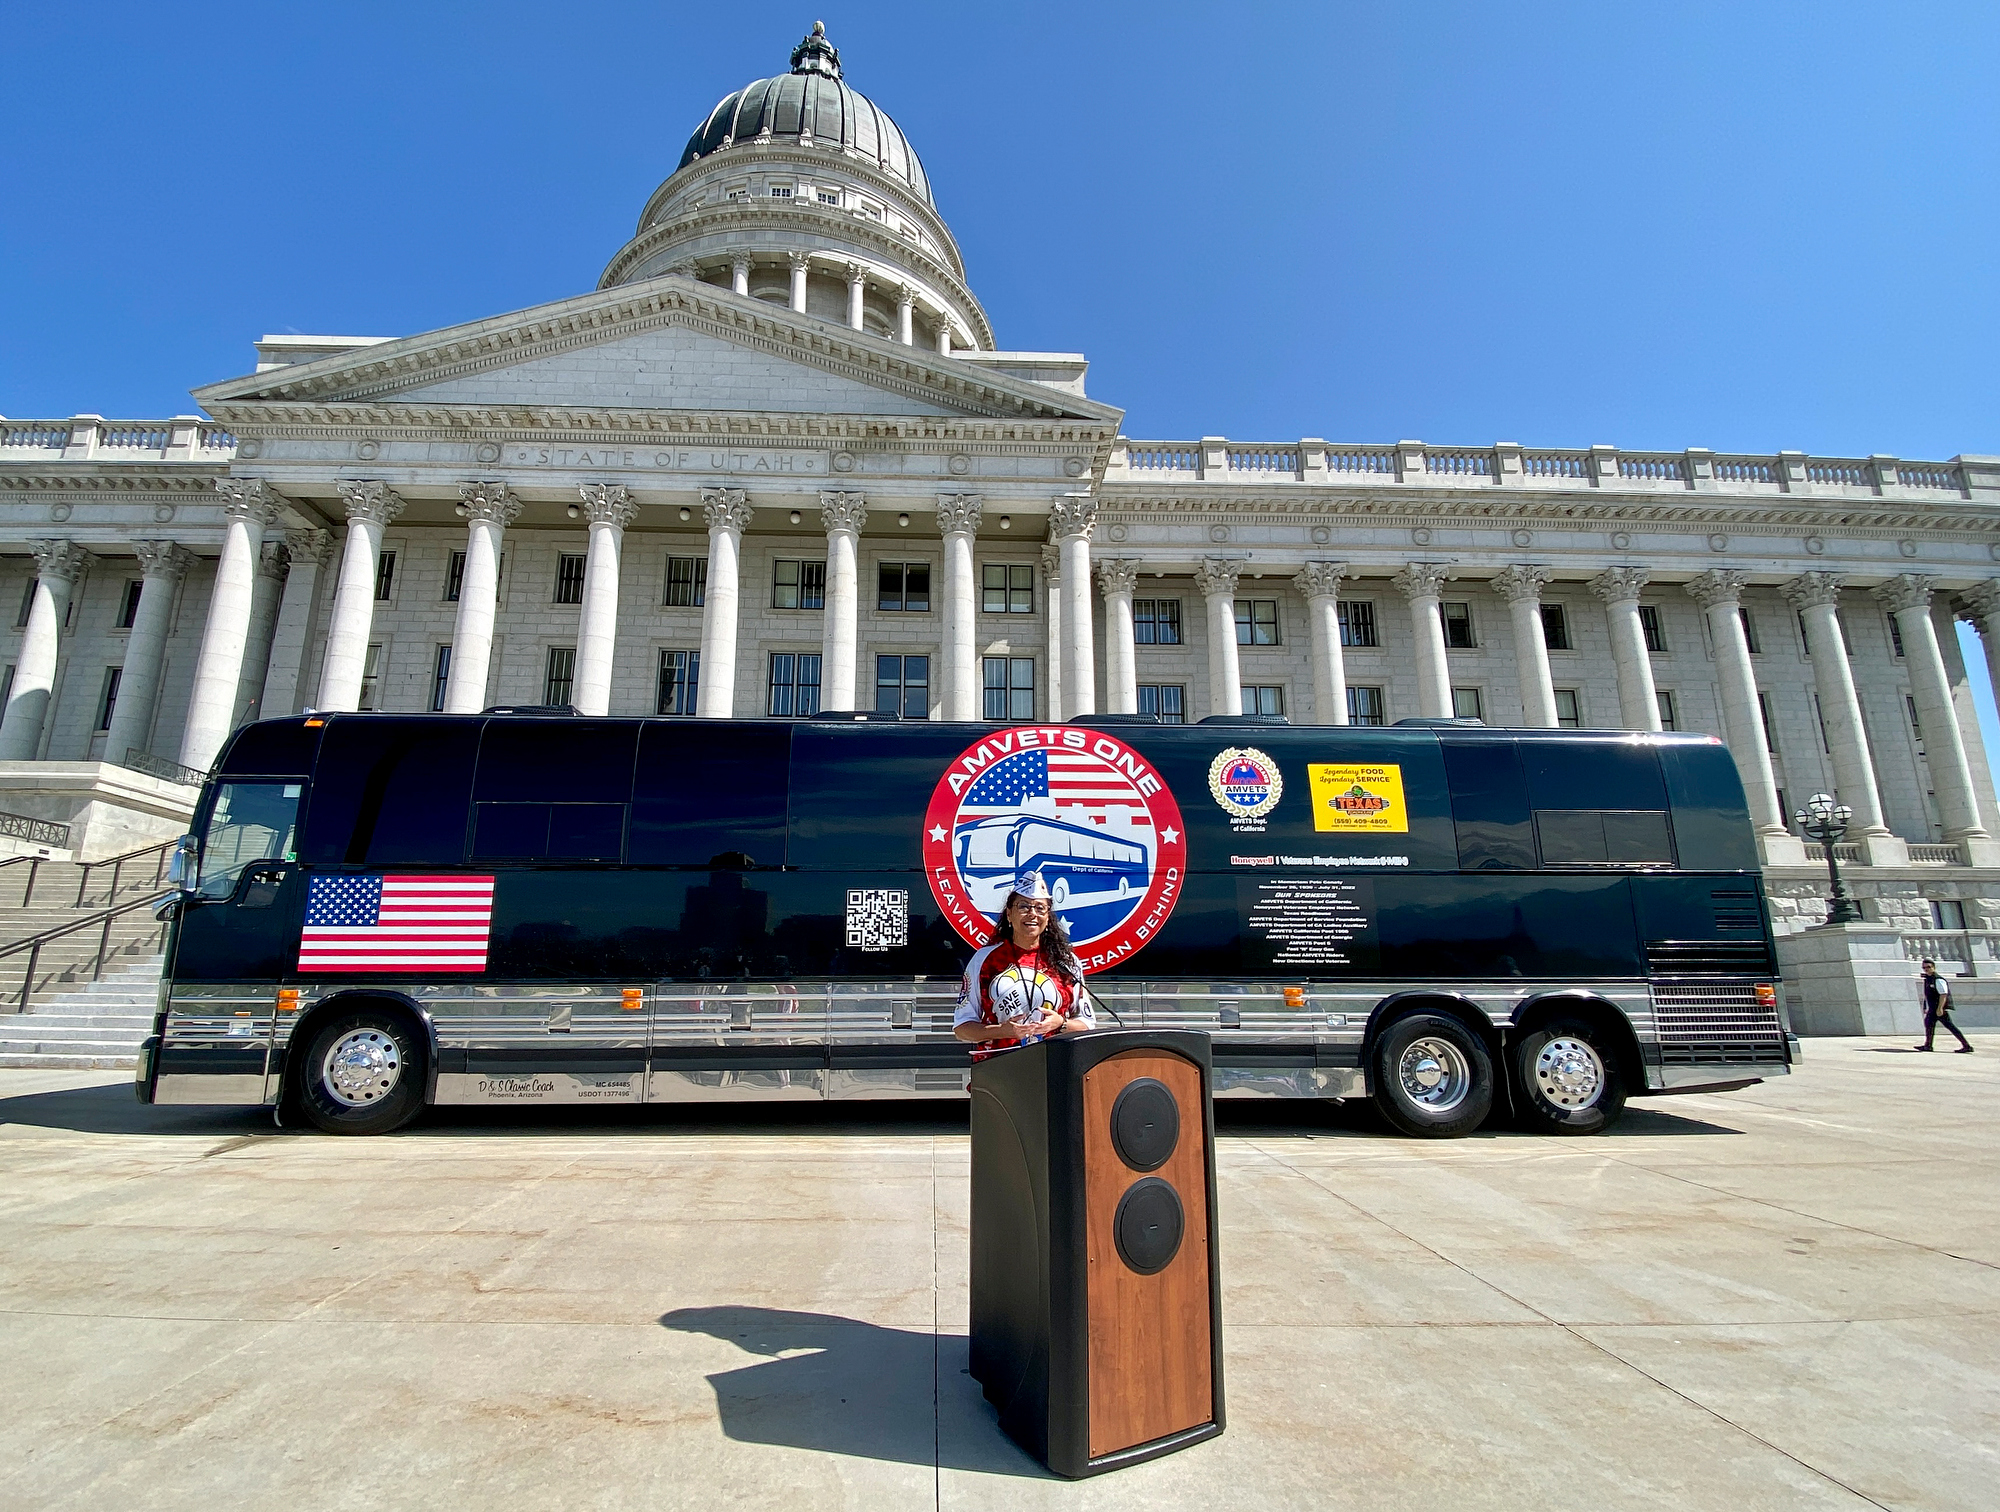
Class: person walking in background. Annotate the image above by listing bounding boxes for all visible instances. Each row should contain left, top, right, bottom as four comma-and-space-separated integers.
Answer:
1916, 958, 1974, 1053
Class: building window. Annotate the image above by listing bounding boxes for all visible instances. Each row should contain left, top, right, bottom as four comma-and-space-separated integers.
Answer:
1888, 614, 1906, 658
1907, 694, 1924, 755
774, 559, 826, 610
15, 581, 34, 628
97, 667, 121, 731
117, 581, 144, 629
1638, 604, 1667, 653
657, 650, 700, 715
554, 553, 587, 605
1798, 609, 1854, 656
768, 653, 822, 717
1338, 601, 1378, 648
1655, 689, 1678, 731
444, 550, 466, 602
1814, 694, 1831, 753
769, 184, 792, 199
374, 550, 397, 602
1758, 691, 1778, 753
983, 657, 1035, 721
982, 564, 1033, 614
1134, 599, 1182, 645
1234, 600, 1280, 646
875, 655, 929, 717
1935, 898, 1967, 931
1540, 603, 1570, 651
1739, 607, 1760, 653
666, 556, 708, 608
1137, 685, 1186, 723
1244, 685, 1286, 717
878, 561, 930, 612
358, 644, 383, 711
817, 189, 841, 206
1451, 687, 1483, 721
1440, 602, 1476, 649
430, 646, 452, 712
544, 646, 576, 706
1553, 688, 1582, 728
1348, 686, 1386, 725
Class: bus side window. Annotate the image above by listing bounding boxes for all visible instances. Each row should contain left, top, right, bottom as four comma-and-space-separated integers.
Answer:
1442, 739, 1534, 870
629, 723, 790, 866
472, 721, 637, 863
1522, 738, 1675, 868
1659, 742, 1760, 871
301, 721, 480, 867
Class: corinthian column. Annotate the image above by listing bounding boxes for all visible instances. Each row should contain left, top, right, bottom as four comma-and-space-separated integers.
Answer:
1874, 574, 1999, 864
1050, 496, 1098, 717
1194, 558, 1243, 718
232, 540, 291, 726
1293, 561, 1349, 725
0, 541, 89, 760
937, 494, 983, 720
820, 492, 867, 710
573, 484, 638, 716
181, 480, 281, 771
1956, 581, 2000, 709
1393, 563, 1454, 719
1041, 544, 1064, 721
1782, 571, 1903, 863
441, 481, 522, 715
105, 541, 192, 766
1589, 566, 1661, 731
788, 251, 810, 314
1685, 571, 1803, 863
1096, 558, 1140, 714
1490, 565, 1557, 728
318, 480, 405, 711
695, 487, 754, 717
263, 529, 332, 721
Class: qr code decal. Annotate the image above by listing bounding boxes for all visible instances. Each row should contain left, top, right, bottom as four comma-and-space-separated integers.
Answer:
845, 889, 909, 952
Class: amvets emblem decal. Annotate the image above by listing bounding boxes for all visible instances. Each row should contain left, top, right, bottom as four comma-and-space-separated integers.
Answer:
1208, 746, 1284, 821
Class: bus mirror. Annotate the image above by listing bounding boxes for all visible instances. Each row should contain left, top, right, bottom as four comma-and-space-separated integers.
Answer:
166, 835, 197, 888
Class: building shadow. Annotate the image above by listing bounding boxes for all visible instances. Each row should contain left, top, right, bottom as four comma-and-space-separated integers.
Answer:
660, 1305, 1052, 1479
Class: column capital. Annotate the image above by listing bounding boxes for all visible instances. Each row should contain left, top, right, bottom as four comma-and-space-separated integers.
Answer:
215, 477, 284, 526
1040, 543, 1062, 581
29, 539, 90, 585
1588, 565, 1651, 605
1489, 564, 1554, 604
1292, 560, 1349, 601
936, 492, 984, 536
731, 250, 754, 274
895, 282, 916, 311
1870, 572, 1937, 615
257, 541, 292, 582
1780, 570, 1845, 610
1193, 557, 1240, 600
1047, 494, 1097, 542
458, 480, 522, 526
335, 478, 407, 526
787, 249, 812, 272
1683, 568, 1751, 610
819, 490, 868, 534
134, 540, 196, 581
844, 260, 868, 285
1095, 558, 1140, 597
579, 482, 640, 529
701, 486, 754, 534
1955, 578, 2000, 630
1392, 562, 1452, 601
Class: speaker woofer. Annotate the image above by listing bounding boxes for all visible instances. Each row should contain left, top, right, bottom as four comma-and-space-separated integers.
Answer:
1109, 1078, 1180, 1172
1113, 1176, 1185, 1275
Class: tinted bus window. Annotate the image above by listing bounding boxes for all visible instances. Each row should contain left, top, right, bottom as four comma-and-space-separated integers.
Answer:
301, 719, 479, 866
1659, 739, 1760, 871
472, 721, 636, 863
1442, 739, 1534, 870
787, 724, 981, 870
195, 781, 301, 897
629, 723, 791, 866
1522, 737, 1668, 811
216, 720, 323, 777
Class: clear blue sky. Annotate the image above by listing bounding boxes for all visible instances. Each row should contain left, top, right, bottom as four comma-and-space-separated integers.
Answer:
4, 1, 1997, 769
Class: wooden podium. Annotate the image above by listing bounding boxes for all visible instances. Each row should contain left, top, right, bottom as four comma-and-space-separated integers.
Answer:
967, 1029, 1224, 1478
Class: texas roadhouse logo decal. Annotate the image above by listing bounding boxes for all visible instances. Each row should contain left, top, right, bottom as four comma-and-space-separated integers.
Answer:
923, 727, 1187, 973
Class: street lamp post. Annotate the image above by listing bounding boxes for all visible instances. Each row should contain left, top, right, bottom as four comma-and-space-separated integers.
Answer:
1795, 790, 1862, 925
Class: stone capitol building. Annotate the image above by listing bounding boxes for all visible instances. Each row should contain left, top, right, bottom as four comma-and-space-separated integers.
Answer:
6, 22, 2000, 997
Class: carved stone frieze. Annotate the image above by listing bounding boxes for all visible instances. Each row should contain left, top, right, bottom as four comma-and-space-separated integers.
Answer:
701, 486, 754, 534
28, 539, 90, 585
133, 540, 196, 581
1192, 557, 1240, 599
215, 477, 284, 526
458, 480, 523, 526
1094, 558, 1140, 597
1956, 579, 2000, 632
1683, 568, 1751, 610
1291, 561, 1348, 601
1780, 570, 1845, 611
819, 491, 868, 534
335, 479, 407, 526
579, 483, 640, 529
257, 541, 292, 581
1393, 562, 1453, 601
1488, 564, 1553, 604
1870, 573, 1937, 616
1047, 495, 1097, 542
935, 493, 984, 536
1588, 565, 1651, 605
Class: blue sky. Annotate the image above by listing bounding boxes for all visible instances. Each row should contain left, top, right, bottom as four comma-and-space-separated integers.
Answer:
3, 1, 1997, 768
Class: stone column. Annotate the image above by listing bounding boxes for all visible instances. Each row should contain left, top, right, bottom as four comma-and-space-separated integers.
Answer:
1393, 563, 1455, 719
1051, 496, 1098, 718
695, 487, 753, 717
1954, 580, 2000, 714
1194, 558, 1243, 718
262, 529, 332, 720
937, 493, 983, 721
1685, 570, 1804, 863
317, 480, 405, 712
1293, 561, 1349, 725
232, 540, 291, 727
1097, 558, 1140, 715
845, 263, 867, 331
1874, 574, 2000, 864
896, 285, 916, 345
788, 251, 809, 314
570, 484, 638, 716
181, 481, 280, 771
1589, 566, 1661, 731
1782, 571, 1904, 863
936, 322, 953, 356
1041, 544, 1063, 721
819, 492, 867, 711
0, 540, 89, 760
731, 253, 752, 297
103, 541, 193, 765
1491, 565, 1558, 728
441, 481, 522, 715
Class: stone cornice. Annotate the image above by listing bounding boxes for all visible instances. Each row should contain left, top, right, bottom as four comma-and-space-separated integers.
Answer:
0, 469, 228, 495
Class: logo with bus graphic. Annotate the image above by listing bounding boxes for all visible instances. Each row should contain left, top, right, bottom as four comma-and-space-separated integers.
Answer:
923, 728, 1188, 973
1207, 746, 1283, 821
1307, 763, 1409, 833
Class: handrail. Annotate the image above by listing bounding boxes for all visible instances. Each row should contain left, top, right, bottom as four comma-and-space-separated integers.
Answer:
0, 855, 44, 908
0, 890, 172, 1011
0, 809, 70, 848
124, 748, 208, 788
75, 838, 178, 908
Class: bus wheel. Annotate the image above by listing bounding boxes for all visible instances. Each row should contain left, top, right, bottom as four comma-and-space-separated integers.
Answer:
296, 1009, 426, 1136
1513, 1018, 1626, 1136
1372, 1013, 1493, 1138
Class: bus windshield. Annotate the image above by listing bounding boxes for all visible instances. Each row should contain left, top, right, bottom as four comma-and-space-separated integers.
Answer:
196, 781, 302, 899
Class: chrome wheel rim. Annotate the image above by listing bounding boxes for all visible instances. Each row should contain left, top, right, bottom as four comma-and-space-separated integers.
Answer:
1534, 1036, 1604, 1111
322, 1028, 402, 1108
1398, 1037, 1471, 1113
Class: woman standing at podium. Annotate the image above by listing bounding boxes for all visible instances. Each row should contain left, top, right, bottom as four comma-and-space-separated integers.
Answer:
954, 870, 1096, 1059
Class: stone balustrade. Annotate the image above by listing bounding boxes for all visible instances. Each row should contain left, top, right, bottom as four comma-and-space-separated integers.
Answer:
0, 417, 236, 463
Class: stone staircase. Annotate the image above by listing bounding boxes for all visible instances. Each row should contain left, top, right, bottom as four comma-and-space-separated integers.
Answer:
0, 960, 163, 1069
0, 852, 174, 1009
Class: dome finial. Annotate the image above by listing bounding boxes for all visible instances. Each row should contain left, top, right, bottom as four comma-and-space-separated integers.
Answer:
790, 20, 841, 78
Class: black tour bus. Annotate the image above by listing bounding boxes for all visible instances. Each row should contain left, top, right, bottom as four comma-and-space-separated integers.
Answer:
136, 710, 1794, 1137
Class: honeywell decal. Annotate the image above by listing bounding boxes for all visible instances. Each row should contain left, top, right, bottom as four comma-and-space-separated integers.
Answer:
922, 727, 1187, 972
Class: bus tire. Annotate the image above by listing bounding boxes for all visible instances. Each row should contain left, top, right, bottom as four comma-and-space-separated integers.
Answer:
295, 1007, 426, 1136
1513, 1017, 1626, 1136
1372, 1013, 1493, 1138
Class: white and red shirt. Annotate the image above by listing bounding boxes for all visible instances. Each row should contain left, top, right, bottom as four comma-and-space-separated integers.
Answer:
955, 938, 1092, 1059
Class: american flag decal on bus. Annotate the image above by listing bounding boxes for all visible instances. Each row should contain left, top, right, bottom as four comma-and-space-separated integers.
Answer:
299, 874, 496, 973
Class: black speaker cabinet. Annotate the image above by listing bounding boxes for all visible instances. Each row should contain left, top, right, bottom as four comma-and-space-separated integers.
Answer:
968, 1029, 1224, 1478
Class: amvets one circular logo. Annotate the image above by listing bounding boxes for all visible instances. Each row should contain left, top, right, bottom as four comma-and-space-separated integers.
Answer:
1208, 746, 1283, 820
923, 727, 1187, 973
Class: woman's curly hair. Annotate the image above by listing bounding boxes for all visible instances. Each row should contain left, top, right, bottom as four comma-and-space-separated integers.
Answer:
985, 890, 1083, 985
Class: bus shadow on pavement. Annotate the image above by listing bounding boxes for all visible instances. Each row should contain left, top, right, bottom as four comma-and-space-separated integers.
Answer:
662, 1305, 1053, 1479
0, 1080, 274, 1138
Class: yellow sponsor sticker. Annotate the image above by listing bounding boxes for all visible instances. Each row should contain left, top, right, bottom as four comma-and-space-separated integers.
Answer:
1307, 763, 1409, 833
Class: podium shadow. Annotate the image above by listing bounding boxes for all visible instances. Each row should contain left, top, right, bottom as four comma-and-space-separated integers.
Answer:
661, 1306, 1053, 1479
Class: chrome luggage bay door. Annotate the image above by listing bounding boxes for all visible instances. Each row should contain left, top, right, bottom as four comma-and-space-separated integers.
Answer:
649, 982, 830, 1101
